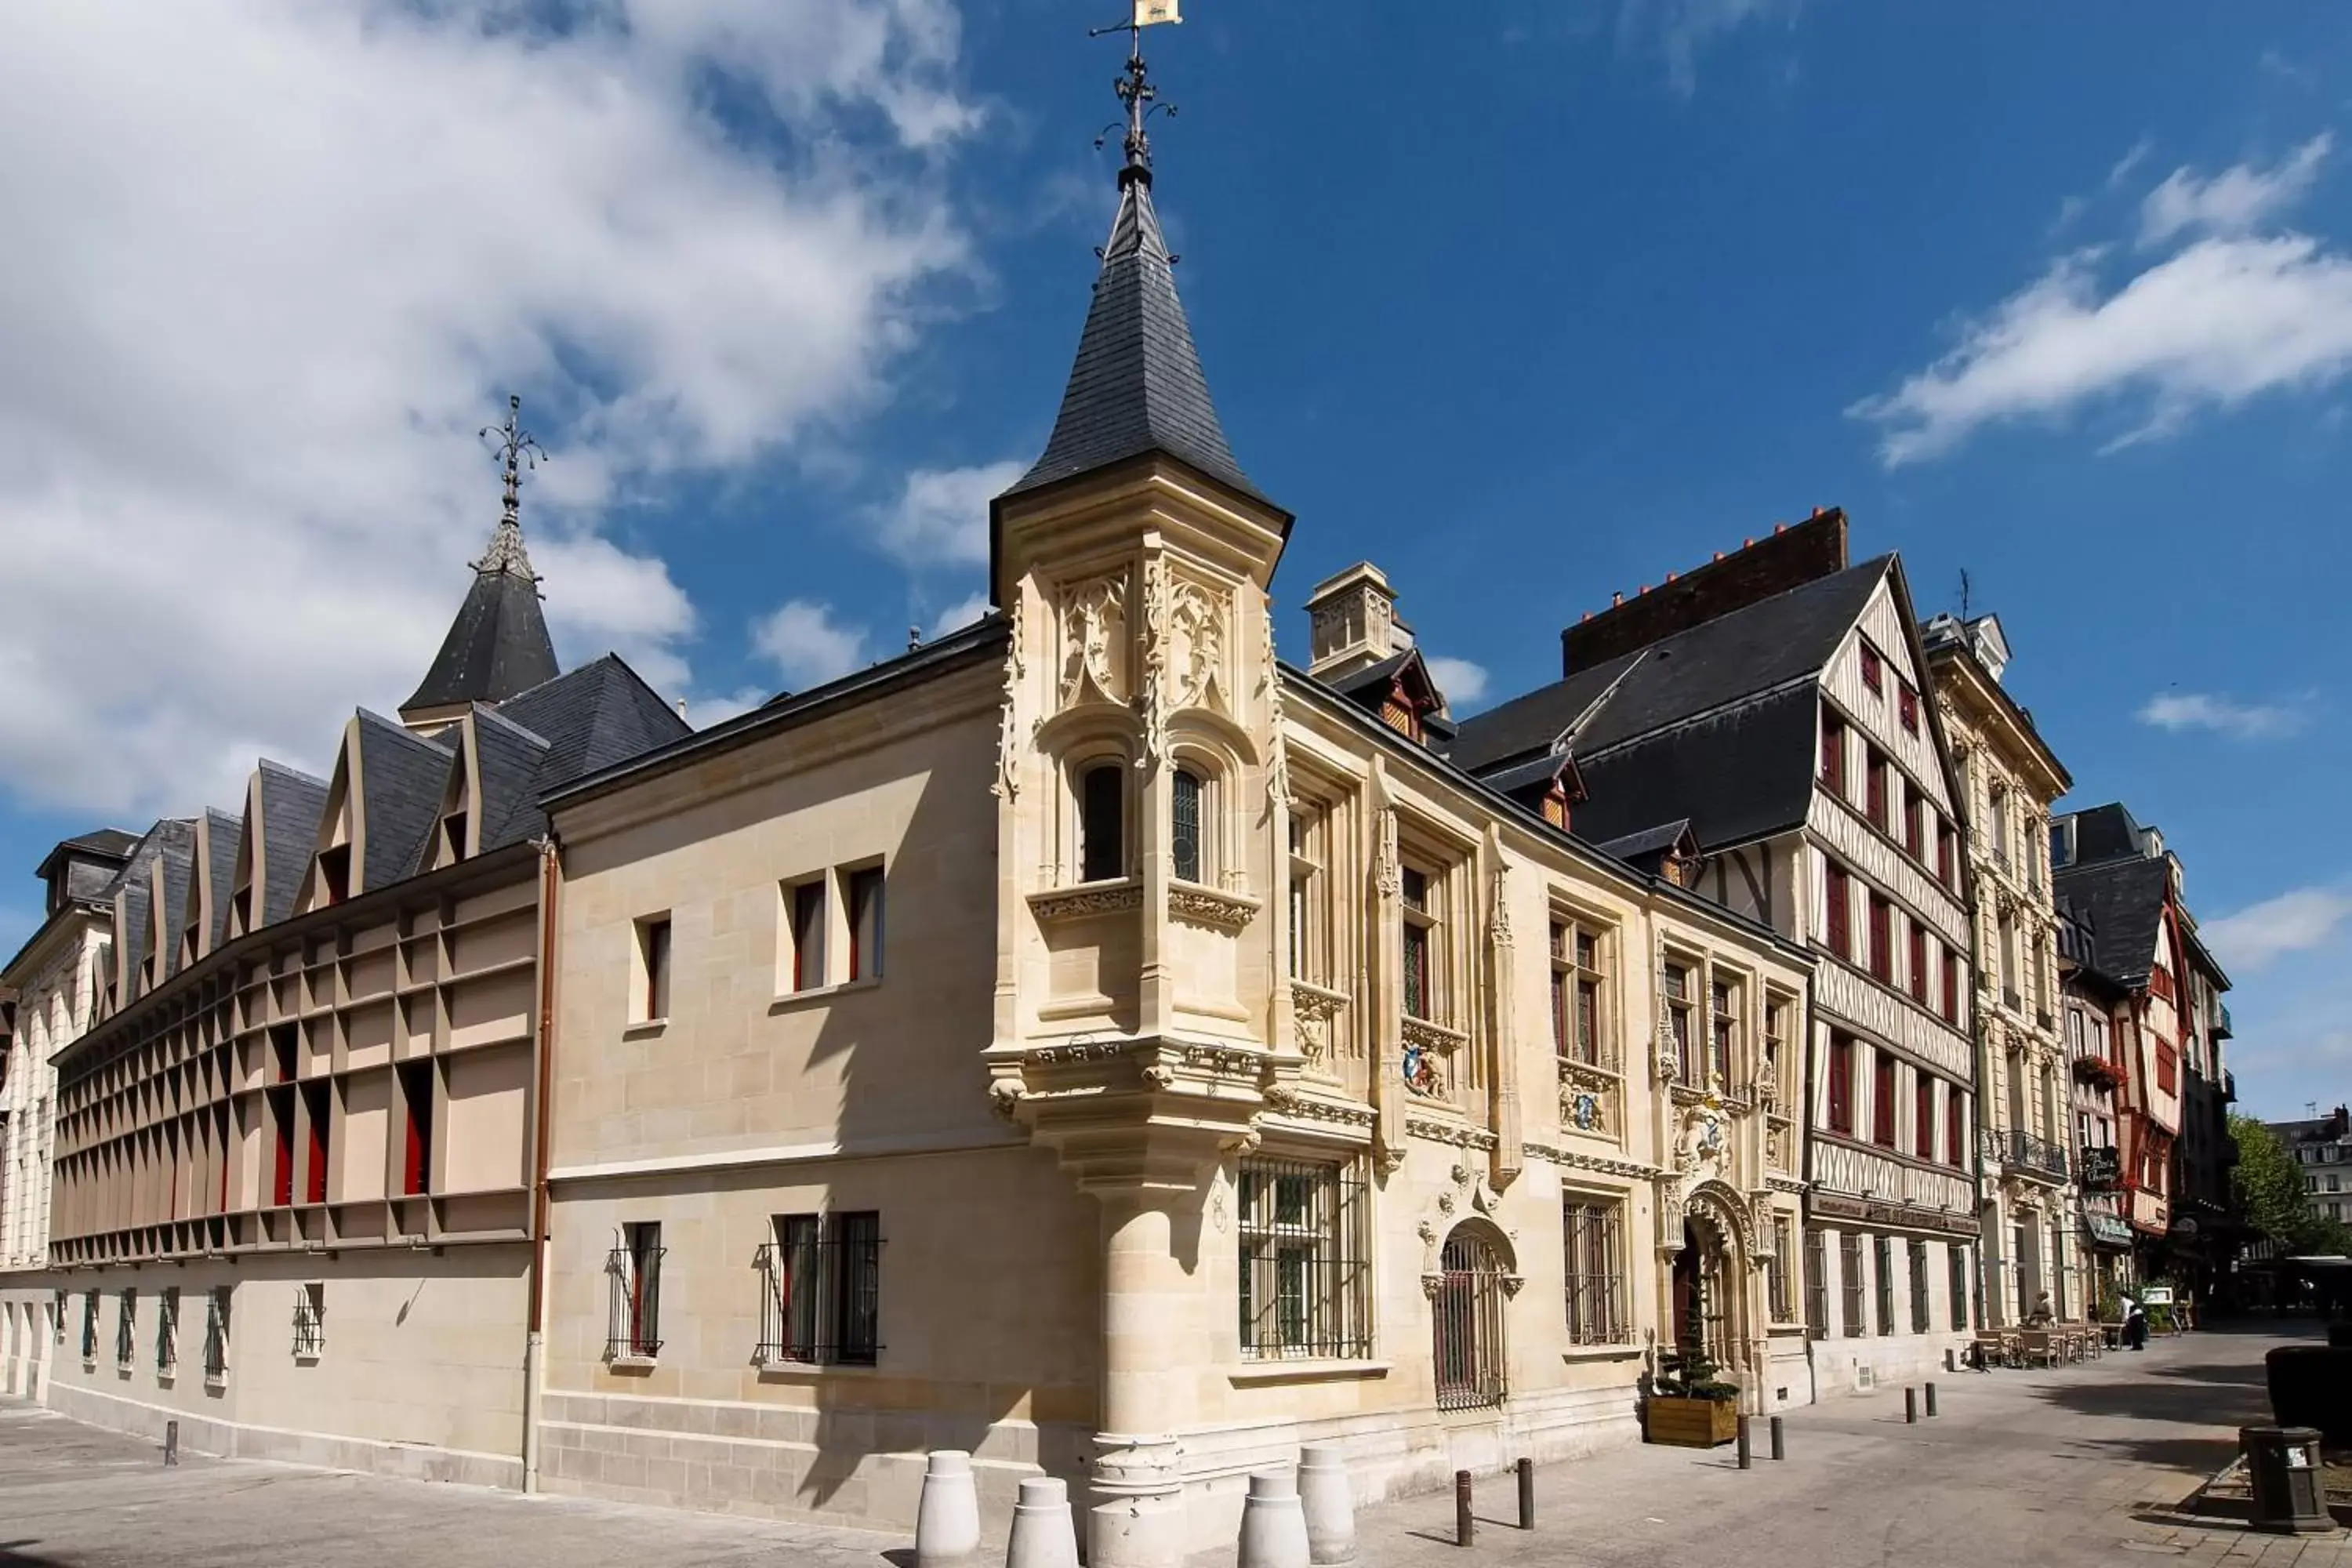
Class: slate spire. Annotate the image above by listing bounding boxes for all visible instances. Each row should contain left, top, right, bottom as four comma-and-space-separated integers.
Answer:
400, 397, 562, 728
1000, 31, 1261, 504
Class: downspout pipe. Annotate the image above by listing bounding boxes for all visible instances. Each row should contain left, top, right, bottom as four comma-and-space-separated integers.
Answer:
522, 833, 561, 1493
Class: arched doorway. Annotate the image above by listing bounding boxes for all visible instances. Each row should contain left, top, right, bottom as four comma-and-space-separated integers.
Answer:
1432, 1223, 1510, 1410
1671, 1202, 1744, 1374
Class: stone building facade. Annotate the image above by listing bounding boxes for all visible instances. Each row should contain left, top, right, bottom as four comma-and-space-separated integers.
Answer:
530, 134, 1812, 1566
0, 829, 137, 1397
0, 492, 688, 1483
1921, 613, 2079, 1327
1452, 514, 1981, 1398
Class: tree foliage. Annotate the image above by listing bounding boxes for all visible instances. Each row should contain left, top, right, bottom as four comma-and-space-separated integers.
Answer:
2231, 1114, 2352, 1255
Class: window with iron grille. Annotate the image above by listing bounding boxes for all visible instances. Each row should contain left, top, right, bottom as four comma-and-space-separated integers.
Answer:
1432, 1229, 1508, 1410
80, 1290, 98, 1361
756, 1210, 884, 1367
1908, 1241, 1930, 1334
1561, 1199, 1626, 1345
203, 1288, 230, 1380
1767, 1217, 1794, 1323
292, 1283, 325, 1358
1839, 1234, 1864, 1338
1947, 1245, 1970, 1330
52, 1289, 67, 1346
608, 1223, 665, 1359
1805, 1228, 1828, 1338
1874, 1237, 1895, 1336
157, 1287, 180, 1374
1237, 1157, 1370, 1360
115, 1289, 136, 1369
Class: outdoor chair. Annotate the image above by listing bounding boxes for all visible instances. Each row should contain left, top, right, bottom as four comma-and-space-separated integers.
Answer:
2016, 1330, 2061, 1368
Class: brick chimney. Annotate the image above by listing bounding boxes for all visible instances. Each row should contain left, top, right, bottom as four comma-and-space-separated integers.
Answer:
1559, 508, 1849, 675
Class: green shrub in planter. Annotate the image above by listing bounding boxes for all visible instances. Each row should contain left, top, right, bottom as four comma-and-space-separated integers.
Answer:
2265, 1345, 2352, 1443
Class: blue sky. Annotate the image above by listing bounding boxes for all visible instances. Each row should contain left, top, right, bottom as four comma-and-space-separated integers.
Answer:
2, 1, 2347, 1119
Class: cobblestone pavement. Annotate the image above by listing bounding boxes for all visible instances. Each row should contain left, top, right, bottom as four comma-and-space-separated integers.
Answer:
0, 1325, 2343, 1567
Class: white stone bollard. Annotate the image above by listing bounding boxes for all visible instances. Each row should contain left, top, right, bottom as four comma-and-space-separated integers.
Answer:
1296, 1446, 1356, 1567
1007, 1476, 1080, 1568
1237, 1468, 1312, 1568
916, 1450, 982, 1568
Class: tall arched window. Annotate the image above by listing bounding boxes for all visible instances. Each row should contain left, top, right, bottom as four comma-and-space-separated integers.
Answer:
1171, 768, 1203, 884
1080, 764, 1125, 883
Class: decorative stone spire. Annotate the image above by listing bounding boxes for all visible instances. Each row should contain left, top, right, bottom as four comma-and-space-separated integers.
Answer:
398, 394, 561, 729
996, 20, 1261, 508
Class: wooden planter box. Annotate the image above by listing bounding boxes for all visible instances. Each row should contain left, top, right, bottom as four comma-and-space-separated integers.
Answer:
1646, 1395, 1740, 1447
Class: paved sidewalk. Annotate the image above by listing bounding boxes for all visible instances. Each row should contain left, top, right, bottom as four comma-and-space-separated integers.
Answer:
0, 1325, 2341, 1566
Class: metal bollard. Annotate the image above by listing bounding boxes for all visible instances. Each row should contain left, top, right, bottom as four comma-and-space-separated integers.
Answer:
1769, 1415, 1785, 1461
1515, 1457, 1534, 1530
1736, 1416, 1751, 1470
1454, 1469, 1473, 1548
1925, 1381, 1939, 1418
164, 1419, 179, 1466
1904, 1388, 1918, 1424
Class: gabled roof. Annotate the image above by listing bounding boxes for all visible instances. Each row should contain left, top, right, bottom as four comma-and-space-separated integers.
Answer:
179, 808, 244, 959
1323, 648, 1459, 744
151, 833, 195, 983
401, 517, 561, 720
491, 653, 693, 805
351, 712, 455, 893
1594, 818, 1700, 879
253, 760, 329, 928
469, 705, 557, 855
103, 821, 193, 1000
2055, 855, 2171, 990
997, 176, 1263, 508
35, 827, 140, 886
1448, 557, 1891, 849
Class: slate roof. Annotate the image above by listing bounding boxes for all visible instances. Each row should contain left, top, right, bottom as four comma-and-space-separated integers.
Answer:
37, 827, 140, 907
401, 521, 561, 717
1446, 557, 1891, 850
2054, 855, 2170, 990
177, 808, 244, 958
103, 821, 193, 993
492, 653, 693, 806
352, 713, 453, 893
1324, 649, 1459, 743
152, 831, 194, 982
254, 760, 330, 927
998, 176, 1264, 506
1595, 819, 1696, 863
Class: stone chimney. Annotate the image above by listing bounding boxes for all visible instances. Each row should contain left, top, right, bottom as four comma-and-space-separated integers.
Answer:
1305, 562, 1415, 681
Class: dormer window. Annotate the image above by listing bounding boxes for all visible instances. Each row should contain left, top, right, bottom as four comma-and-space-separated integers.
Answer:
1080, 764, 1126, 883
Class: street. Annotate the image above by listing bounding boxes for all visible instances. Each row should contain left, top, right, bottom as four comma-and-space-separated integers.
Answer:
0, 1325, 2339, 1568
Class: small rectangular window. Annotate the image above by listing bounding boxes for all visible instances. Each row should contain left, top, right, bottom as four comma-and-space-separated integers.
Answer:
1942, 948, 1962, 1025
1865, 750, 1889, 830
1916, 1078, 1935, 1161
203, 1288, 230, 1380
1874, 1236, 1895, 1335
292, 1283, 325, 1359
1767, 1217, 1794, 1323
1708, 978, 1736, 1085
1663, 964, 1695, 1081
848, 866, 885, 982
1909, 1240, 1931, 1334
1947, 1089, 1965, 1169
400, 1061, 433, 1197
1080, 764, 1125, 882
1828, 1034, 1854, 1134
1824, 862, 1851, 961
1899, 681, 1920, 734
1839, 1233, 1865, 1338
609, 1221, 664, 1359
1562, 1199, 1628, 1345
116, 1288, 136, 1369
789, 880, 827, 993
1400, 868, 1436, 1022
1171, 768, 1203, 884
1908, 923, 1929, 1005
157, 1287, 180, 1374
1949, 1244, 1971, 1330
1872, 1051, 1896, 1149
1936, 821, 1956, 887
1805, 1228, 1828, 1338
1819, 706, 1845, 794
1867, 895, 1893, 982
1860, 642, 1884, 695
637, 916, 672, 1022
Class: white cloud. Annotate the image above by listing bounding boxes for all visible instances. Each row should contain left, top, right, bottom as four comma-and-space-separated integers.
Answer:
2140, 133, 2332, 247
1427, 656, 1491, 710
0, 0, 975, 815
1853, 236, 2352, 464
1616, 0, 1797, 98
753, 600, 870, 690
2204, 887, 2352, 973
684, 687, 771, 730
873, 459, 1026, 570
928, 591, 993, 641
2106, 136, 2155, 191
2136, 691, 2310, 741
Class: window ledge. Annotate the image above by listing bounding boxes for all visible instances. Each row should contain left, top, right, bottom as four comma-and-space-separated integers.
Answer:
203, 1373, 228, 1392
622, 1019, 669, 1040
755, 1359, 882, 1381
155, 1371, 176, 1388
1229, 1359, 1390, 1388
769, 977, 882, 1013
606, 1354, 659, 1373
1560, 1344, 1642, 1363
294, 1353, 321, 1367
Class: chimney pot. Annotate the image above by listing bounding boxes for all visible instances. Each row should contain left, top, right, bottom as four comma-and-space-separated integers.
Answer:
1639, 584, 1650, 596
1581, 611, 1592, 622
1612, 592, 1623, 608
1664, 571, 1676, 583
1712, 551, 1724, 562
1773, 522, 1787, 534
1812, 506, 1825, 517
1744, 537, 1754, 547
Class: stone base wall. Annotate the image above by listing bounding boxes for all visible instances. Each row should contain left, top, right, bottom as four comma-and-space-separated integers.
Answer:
535, 1388, 1086, 1533
1809, 1330, 1969, 1398
45, 1376, 522, 1489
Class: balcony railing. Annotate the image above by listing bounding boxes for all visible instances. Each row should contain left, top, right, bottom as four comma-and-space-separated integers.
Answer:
1981, 1127, 2069, 1184
2212, 1000, 2234, 1040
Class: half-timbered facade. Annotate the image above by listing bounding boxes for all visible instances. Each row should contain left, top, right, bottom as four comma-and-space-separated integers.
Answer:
1922, 612, 2079, 1328
1452, 510, 1980, 1396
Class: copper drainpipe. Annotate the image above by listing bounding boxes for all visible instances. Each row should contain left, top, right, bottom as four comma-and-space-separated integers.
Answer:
522, 833, 560, 1492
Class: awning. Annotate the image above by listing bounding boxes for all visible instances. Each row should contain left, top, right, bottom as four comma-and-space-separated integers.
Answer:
2084, 1214, 2136, 1250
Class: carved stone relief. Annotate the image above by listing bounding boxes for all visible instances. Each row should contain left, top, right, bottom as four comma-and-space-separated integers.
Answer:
1138, 554, 1168, 765
1166, 577, 1227, 713
1058, 573, 1128, 708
